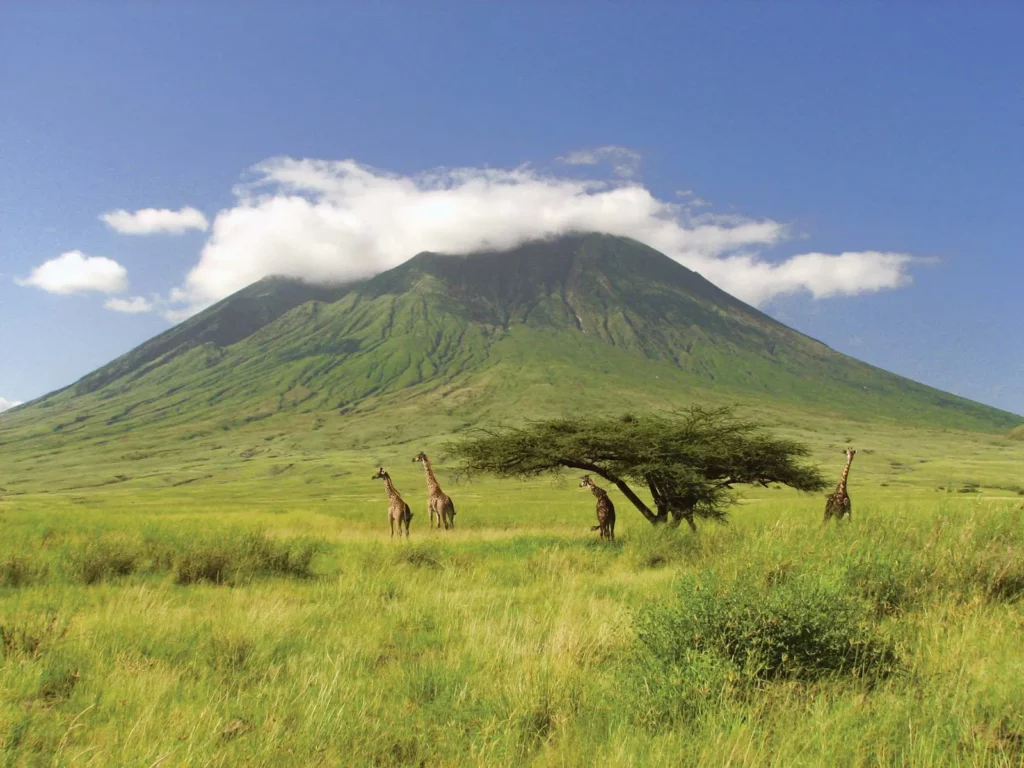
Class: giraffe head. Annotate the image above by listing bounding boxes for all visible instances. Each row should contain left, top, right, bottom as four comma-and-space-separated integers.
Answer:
412, 452, 428, 463
579, 475, 595, 489
845, 447, 857, 461
371, 466, 388, 481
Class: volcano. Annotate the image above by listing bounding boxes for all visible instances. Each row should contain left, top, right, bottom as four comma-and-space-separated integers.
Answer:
1, 233, 1018, 481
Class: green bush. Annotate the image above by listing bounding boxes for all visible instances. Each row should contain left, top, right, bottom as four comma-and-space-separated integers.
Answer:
842, 550, 918, 617
0, 612, 69, 660
970, 544, 1024, 602
626, 649, 735, 729
635, 569, 899, 683
624, 527, 706, 570
63, 535, 141, 584
172, 530, 322, 585
0, 553, 47, 588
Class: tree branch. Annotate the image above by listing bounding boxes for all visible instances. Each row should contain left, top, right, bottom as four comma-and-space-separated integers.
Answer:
560, 458, 659, 523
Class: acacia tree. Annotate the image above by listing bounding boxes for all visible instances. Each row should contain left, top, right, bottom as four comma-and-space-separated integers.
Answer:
446, 407, 827, 530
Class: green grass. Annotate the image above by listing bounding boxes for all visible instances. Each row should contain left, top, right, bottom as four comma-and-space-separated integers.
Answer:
3, 233, 1022, 764
2, 429, 1024, 766
3, 235, 1018, 486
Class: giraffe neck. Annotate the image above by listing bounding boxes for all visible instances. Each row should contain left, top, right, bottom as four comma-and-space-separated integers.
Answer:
589, 483, 606, 499
382, 473, 400, 500
837, 455, 854, 494
421, 458, 441, 494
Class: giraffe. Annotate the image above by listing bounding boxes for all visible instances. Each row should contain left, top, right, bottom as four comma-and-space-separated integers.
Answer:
823, 447, 856, 524
580, 475, 616, 541
412, 452, 456, 530
372, 466, 412, 539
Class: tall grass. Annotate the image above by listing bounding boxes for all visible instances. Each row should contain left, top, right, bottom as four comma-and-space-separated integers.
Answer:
1, 495, 1023, 765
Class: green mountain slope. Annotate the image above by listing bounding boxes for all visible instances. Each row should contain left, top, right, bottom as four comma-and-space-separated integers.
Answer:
0, 233, 1019, 490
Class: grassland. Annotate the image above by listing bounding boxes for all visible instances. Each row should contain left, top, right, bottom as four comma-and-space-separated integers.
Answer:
2, 411, 1024, 767
3, 234, 1021, 766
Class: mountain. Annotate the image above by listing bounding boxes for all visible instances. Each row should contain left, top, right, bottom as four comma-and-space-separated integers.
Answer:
1, 233, 1019, 484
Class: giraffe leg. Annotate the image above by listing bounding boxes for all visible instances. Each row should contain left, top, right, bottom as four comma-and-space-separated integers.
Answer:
390, 517, 395, 539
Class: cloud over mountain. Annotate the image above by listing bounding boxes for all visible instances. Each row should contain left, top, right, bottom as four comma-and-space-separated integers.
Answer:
163, 155, 916, 319
0, 397, 22, 413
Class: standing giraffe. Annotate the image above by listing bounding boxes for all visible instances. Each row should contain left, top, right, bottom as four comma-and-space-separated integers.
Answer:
580, 475, 616, 541
823, 447, 856, 524
372, 466, 412, 539
412, 452, 456, 530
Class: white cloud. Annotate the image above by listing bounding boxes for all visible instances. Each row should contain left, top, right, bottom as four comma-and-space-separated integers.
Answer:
101, 206, 209, 235
161, 155, 917, 320
0, 397, 22, 413
105, 296, 153, 314
724, 250, 915, 305
557, 145, 643, 178
16, 251, 129, 295
676, 189, 711, 207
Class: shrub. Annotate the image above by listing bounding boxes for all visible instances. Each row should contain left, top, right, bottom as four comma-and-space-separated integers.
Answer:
971, 545, 1024, 602
842, 551, 917, 617
34, 652, 81, 702
635, 569, 899, 683
624, 527, 706, 570
0, 553, 47, 588
626, 649, 735, 729
63, 535, 141, 584
1, 612, 69, 660
173, 530, 322, 585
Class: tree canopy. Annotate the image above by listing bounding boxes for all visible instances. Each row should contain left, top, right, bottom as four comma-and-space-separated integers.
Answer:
446, 407, 828, 529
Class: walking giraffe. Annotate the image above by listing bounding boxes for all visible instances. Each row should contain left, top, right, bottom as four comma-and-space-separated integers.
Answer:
412, 452, 456, 530
823, 447, 856, 524
579, 475, 616, 541
372, 466, 412, 539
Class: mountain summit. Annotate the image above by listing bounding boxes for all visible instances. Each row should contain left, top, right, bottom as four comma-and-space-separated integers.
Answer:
2, 234, 1019, 463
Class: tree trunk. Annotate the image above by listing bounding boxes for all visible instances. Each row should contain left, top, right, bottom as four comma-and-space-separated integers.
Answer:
645, 475, 671, 525
666, 497, 699, 532
562, 460, 661, 524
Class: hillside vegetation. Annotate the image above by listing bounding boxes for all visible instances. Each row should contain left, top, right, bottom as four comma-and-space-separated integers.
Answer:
0, 234, 1018, 495
2, 233, 1023, 765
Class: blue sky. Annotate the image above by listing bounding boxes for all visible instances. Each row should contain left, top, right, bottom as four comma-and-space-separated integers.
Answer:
1, 2, 1021, 415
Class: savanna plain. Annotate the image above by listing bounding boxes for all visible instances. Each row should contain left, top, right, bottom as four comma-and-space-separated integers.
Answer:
2, 410, 1024, 767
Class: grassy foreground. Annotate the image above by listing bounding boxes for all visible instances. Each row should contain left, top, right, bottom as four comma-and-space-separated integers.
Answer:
3, 448, 1024, 768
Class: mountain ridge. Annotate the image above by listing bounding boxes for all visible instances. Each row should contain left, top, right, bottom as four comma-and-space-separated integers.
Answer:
3, 234, 1019, 456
